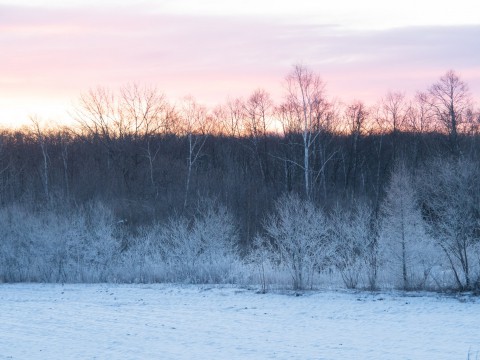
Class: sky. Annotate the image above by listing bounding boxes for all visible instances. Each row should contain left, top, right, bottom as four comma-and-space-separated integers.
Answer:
1, 0, 480, 128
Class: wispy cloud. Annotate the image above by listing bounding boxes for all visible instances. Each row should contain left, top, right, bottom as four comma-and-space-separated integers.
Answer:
1, 3, 479, 125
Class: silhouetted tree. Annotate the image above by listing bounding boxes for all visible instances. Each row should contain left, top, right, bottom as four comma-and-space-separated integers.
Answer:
429, 70, 471, 155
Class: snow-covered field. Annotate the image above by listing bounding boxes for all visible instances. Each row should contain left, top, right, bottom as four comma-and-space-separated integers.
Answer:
0, 284, 479, 359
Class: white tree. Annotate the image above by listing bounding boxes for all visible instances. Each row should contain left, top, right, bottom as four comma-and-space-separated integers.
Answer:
263, 194, 331, 290
419, 157, 480, 290
280, 65, 330, 198
180, 97, 211, 208
380, 162, 435, 290
30, 116, 49, 199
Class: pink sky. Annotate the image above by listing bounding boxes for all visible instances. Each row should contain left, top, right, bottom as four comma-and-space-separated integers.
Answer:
1, 1, 480, 127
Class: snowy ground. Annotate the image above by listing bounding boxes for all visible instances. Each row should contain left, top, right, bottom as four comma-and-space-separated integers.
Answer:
0, 284, 479, 359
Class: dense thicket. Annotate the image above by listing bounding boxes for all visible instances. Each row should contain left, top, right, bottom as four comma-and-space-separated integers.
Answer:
1, 67, 479, 290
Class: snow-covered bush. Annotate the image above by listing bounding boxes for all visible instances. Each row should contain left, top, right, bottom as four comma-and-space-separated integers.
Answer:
0, 204, 40, 282
262, 194, 332, 290
330, 202, 371, 289
158, 202, 241, 283
113, 225, 166, 283
0, 202, 120, 283
63, 202, 120, 282
246, 234, 292, 292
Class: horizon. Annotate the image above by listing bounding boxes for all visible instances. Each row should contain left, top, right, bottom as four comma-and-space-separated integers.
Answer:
1, 0, 480, 128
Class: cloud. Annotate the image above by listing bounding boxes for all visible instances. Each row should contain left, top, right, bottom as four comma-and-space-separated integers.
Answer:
0, 3, 479, 126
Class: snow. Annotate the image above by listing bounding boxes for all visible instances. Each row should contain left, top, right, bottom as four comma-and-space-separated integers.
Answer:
0, 284, 479, 359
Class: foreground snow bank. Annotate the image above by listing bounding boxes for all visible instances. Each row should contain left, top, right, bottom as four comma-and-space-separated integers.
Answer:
0, 284, 479, 359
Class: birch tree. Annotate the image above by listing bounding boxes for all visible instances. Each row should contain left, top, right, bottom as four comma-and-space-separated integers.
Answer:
180, 97, 210, 209
30, 116, 49, 199
281, 65, 329, 199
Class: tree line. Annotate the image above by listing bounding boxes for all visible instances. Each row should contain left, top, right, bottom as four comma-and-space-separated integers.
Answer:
0, 66, 479, 290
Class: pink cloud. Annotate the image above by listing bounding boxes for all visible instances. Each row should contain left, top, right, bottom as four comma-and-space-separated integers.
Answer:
1, 4, 479, 126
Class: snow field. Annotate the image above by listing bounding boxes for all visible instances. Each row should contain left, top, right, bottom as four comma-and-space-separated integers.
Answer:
0, 284, 479, 359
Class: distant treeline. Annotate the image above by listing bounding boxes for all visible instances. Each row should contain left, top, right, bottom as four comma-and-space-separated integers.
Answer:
0, 66, 479, 290
0, 127, 477, 239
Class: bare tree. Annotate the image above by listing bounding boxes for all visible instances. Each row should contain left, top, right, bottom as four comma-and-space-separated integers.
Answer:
74, 87, 118, 141
281, 64, 329, 198
380, 91, 409, 133
0, 131, 11, 202
368, 105, 389, 211
343, 100, 368, 199
119, 83, 172, 138
222, 97, 244, 137
143, 139, 162, 198
30, 116, 49, 199
405, 91, 437, 166
56, 127, 72, 200
243, 89, 273, 181
243, 89, 272, 139
180, 97, 211, 209
210, 104, 228, 136
410, 91, 436, 134
379, 91, 409, 160
418, 157, 480, 290
428, 70, 471, 155
74, 84, 173, 141
73, 84, 174, 198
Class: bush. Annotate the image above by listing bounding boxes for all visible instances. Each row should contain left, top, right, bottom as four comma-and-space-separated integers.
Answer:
262, 194, 332, 290
0, 202, 120, 282
158, 202, 241, 283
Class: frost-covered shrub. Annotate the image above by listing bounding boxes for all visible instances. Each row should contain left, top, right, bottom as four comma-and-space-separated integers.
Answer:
0, 200, 245, 285
60, 202, 119, 282
262, 194, 332, 290
112, 225, 166, 283
158, 202, 241, 283
246, 234, 297, 292
330, 202, 371, 289
0, 202, 120, 283
0, 204, 41, 282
